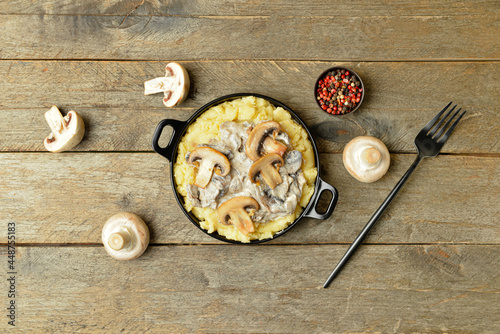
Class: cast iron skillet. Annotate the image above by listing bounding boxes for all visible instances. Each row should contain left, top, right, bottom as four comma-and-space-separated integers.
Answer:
152, 93, 338, 244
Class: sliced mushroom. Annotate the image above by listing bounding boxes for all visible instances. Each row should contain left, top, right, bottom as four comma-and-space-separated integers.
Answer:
248, 153, 284, 189
262, 136, 288, 157
43, 105, 85, 153
187, 147, 231, 189
198, 142, 234, 160
245, 121, 287, 161
217, 196, 259, 235
102, 212, 150, 260
343, 136, 391, 183
144, 62, 190, 107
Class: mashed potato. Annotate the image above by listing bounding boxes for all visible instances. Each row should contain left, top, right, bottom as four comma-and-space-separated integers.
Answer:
173, 96, 317, 242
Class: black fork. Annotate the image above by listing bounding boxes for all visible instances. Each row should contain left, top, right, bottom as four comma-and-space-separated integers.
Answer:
323, 102, 467, 288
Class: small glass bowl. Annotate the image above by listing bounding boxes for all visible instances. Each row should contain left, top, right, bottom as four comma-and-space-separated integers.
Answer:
314, 66, 365, 116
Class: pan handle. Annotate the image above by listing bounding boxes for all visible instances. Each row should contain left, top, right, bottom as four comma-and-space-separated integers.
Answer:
152, 119, 187, 162
303, 177, 339, 220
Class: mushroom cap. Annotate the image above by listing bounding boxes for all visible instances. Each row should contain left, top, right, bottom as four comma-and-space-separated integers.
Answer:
187, 147, 231, 189
43, 106, 85, 153
102, 212, 150, 260
245, 121, 282, 161
248, 153, 284, 189
343, 136, 390, 183
163, 62, 190, 107
217, 196, 260, 235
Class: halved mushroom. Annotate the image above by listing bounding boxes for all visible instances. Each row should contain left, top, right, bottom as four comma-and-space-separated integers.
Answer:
248, 153, 284, 189
43, 105, 85, 153
343, 136, 391, 183
144, 62, 190, 107
245, 121, 287, 161
102, 212, 150, 260
217, 196, 260, 235
187, 147, 231, 189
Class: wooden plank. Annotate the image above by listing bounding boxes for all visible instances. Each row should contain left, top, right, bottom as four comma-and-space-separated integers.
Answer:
0, 13, 498, 60
2, 0, 497, 16
1, 61, 498, 153
1, 245, 498, 332
0, 153, 498, 245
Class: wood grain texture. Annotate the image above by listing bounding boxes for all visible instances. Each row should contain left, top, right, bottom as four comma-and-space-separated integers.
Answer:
1, 1, 498, 332
0, 245, 498, 333
2, 0, 498, 16
1, 153, 498, 245
0, 11, 498, 60
1, 61, 498, 153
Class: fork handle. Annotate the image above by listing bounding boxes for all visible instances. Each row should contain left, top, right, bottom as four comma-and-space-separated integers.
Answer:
323, 156, 422, 288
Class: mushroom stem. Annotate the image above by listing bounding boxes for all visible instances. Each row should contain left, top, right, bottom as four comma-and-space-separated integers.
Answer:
108, 231, 132, 251
261, 165, 283, 190
144, 76, 176, 95
362, 147, 381, 164
194, 159, 215, 188
234, 208, 255, 235
262, 137, 287, 157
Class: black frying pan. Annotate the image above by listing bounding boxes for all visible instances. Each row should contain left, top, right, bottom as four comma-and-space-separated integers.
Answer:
152, 93, 338, 244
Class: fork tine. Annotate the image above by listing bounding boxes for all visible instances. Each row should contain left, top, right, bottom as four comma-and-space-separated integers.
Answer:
429, 105, 457, 136
422, 101, 453, 132
438, 110, 467, 144
434, 108, 461, 139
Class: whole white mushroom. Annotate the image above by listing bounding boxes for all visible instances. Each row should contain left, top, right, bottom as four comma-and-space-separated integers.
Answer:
343, 136, 390, 183
102, 212, 150, 260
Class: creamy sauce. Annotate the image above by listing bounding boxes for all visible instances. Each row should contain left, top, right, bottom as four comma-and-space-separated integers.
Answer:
187, 121, 306, 224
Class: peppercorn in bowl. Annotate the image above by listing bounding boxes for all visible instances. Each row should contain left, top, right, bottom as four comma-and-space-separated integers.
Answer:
315, 67, 364, 115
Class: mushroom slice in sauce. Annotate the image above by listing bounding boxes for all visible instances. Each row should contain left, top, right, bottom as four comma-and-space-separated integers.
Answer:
245, 121, 286, 161
217, 196, 260, 235
187, 147, 231, 189
257, 152, 306, 217
248, 153, 284, 189
198, 142, 234, 160
262, 136, 288, 157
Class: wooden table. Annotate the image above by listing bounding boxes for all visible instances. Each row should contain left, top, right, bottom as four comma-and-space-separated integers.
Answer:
1, 1, 499, 332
